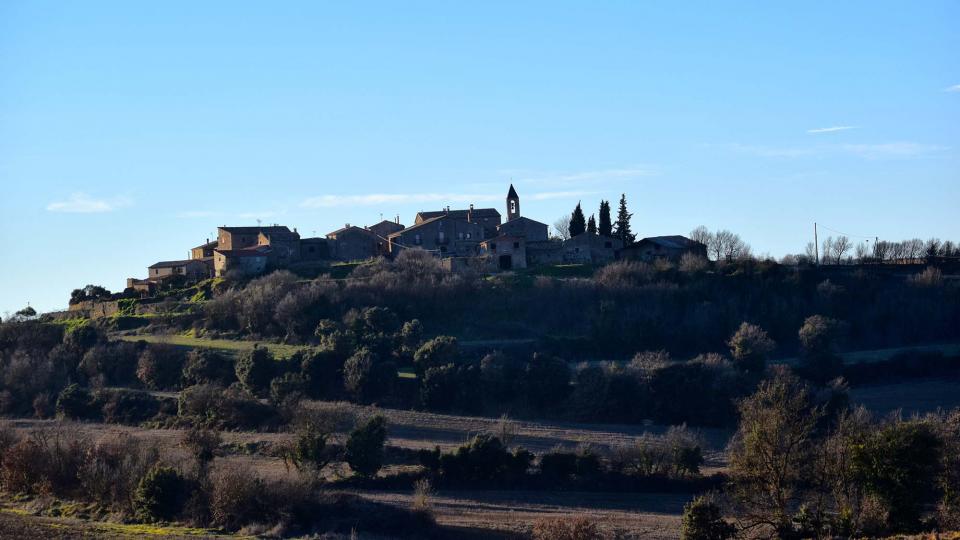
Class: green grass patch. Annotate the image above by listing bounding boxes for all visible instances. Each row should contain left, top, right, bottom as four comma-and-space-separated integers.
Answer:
117, 334, 308, 359
48, 317, 90, 333
397, 366, 418, 379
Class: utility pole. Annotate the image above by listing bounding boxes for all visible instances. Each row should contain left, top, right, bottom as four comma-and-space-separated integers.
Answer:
814, 222, 819, 266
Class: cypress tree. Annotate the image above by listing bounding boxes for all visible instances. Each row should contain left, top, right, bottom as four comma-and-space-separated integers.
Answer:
613, 193, 635, 244
587, 214, 597, 235
569, 202, 586, 237
598, 200, 612, 236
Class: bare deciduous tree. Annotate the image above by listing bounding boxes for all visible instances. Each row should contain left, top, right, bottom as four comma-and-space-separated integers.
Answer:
689, 226, 713, 247
552, 216, 571, 240
831, 236, 851, 264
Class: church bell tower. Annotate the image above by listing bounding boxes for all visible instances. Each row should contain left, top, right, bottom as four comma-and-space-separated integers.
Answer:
506, 183, 520, 221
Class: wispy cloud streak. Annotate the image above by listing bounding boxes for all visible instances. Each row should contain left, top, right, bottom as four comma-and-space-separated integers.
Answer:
46, 193, 132, 213
807, 126, 857, 134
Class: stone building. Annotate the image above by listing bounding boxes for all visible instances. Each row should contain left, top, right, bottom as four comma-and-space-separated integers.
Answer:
562, 234, 623, 264
217, 225, 293, 251
326, 225, 378, 261
190, 240, 218, 260
299, 237, 330, 261
388, 214, 485, 257
479, 235, 528, 270
367, 219, 405, 256
147, 259, 211, 281
213, 246, 270, 277
415, 206, 501, 239
621, 235, 707, 262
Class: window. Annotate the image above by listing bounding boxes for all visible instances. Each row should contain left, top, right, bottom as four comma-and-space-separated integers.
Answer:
438, 231, 445, 242
466, 232, 471, 239
510, 200, 516, 213
415, 234, 422, 245
513, 241, 520, 249
458, 232, 463, 240
490, 242, 497, 252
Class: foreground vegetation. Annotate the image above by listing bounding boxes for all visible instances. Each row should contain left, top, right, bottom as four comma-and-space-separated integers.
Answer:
2, 254, 959, 537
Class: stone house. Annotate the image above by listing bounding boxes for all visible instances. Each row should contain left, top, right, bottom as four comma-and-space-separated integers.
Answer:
415, 206, 501, 239
388, 214, 485, 257
562, 234, 623, 264
191, 240, 218, 260
326, 225, 378, 261
479, 235, 528, 270
213, 247, 270, 277
217, 225, 293, 251
367, 219, 405, 256
147, 259, 211, 281
621, 235, 707, 262
299, 237, 330, 261
497, 216, 549, 242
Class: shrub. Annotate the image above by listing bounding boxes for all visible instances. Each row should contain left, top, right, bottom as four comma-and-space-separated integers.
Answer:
343, 348, 395, 404
680, 494, 735, 540
56, 383, 95, 420
798, 315, 846, 381
136, 344, 186, 390
79, 342, 141, 386
413, 336, 459, 374
427, 435, 533, 485
235, 346, 275, 396
181, 349, 234, 387
851, 420, 943, 532
98, 389, 161, 424
531, 516, 605, 540
178, 384, 280, 430
132, 465, 189, 523
268, 372, 307, 405
523, 353, 571, 411
345, 415, 388, 478
209, 465, 266, 530
182, 427, 221, 472
727, 322, 775, 373
280, 405, 349, 477
539, 450, 578, 482
79, 434, 158, 511
299, 348, 343, 399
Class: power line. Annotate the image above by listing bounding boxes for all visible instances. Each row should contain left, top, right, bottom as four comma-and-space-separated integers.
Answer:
816, 223, 876, 240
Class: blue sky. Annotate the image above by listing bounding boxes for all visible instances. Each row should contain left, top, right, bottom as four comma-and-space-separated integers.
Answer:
1, 1, 958, 314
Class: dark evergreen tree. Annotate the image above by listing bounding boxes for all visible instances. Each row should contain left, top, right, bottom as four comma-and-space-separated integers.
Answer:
613, 193, 635, 244
598, 200, 612, 236
587, 214, 597, 235
569, 202, 586, 237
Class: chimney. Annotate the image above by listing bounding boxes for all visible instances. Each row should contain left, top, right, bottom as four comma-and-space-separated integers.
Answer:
395, 215, 399, 224
345, 223, 350, 228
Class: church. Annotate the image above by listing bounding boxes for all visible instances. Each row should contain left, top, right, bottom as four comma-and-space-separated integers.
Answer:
386, 184, 550, 264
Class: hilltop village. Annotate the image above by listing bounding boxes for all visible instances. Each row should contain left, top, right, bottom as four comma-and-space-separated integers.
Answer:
128, 185, 705, 294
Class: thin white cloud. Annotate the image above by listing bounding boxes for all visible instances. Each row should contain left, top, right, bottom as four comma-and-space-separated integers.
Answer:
840, 142, 947, 159
944, 84, 960, 92
807, 126, 857, 134
46, 193, 132, 213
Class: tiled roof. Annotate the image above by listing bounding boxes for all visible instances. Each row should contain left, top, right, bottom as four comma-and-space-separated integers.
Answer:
416, 208, 500, 221
218, 225, 291, 235
633, 235, 702, 249
148, 259, 195, 269
193, 240, 219, 249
